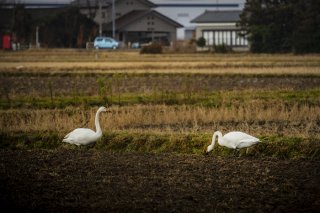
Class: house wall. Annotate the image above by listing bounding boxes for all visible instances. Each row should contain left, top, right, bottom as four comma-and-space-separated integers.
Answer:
120, 13, 177, 44
195, 23, 248, 50
123, 14, 176, 33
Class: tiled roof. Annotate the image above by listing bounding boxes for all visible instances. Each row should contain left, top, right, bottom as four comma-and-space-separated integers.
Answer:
191, 10, 242, 23
103, 9, 183, 30
72, 0, 156, 8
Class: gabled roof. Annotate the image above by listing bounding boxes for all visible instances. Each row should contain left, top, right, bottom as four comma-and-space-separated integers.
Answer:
191, 10, 242, 23
132, 0, 156, 8
103, 9, 183, 31
72, 0, 156, 8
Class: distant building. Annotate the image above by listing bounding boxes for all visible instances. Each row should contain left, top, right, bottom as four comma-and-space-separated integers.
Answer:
72, 0, 156, 28
103, 9, 182, 46
1, 1, 69, 9
191, 10, 248, 50
73, 0, 183, 46
153, 0, 245, 40
1, 0, 248, 49
0, 1, 67, 49
0, 1, 67, 32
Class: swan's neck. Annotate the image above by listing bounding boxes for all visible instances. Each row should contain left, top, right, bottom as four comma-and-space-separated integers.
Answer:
95, 110, 102, 135
211, 131, 222, 147
211, 133, 216, 148
207, 131, 223, 153
214, 131, 223, 146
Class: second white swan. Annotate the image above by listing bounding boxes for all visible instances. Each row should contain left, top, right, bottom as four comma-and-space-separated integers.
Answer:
62, 106, 107, 146
206, 131, 260, 154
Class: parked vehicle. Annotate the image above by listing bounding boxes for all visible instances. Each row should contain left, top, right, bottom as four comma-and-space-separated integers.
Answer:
94, 37, 119, 49
131, 37, 169, 48
131, 38, 152, 48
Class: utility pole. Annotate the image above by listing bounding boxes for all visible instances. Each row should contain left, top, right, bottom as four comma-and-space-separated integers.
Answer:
112, 0, 115, 38
36, 26, 40, 48
99, 0, 102, 36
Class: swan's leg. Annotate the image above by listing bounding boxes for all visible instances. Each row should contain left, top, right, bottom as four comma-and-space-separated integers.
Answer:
238, 149, 242, 157
78, 144, 89, 151
233, 149, 240, 157
232, 149, 237, 157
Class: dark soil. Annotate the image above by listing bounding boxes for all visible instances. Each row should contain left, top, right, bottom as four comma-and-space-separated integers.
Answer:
0, 149, 319, 212
1, 75, 319, 97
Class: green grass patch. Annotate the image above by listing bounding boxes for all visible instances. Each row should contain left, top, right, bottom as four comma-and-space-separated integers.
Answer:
0, 131, 319, 159
0, 131, 61, 149
1, 89, 319, 109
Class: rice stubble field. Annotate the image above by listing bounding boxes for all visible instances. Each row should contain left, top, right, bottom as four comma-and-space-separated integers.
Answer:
0, 50, 319, 212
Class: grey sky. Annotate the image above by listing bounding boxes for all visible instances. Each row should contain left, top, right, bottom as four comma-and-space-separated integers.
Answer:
11, 0, 245, 4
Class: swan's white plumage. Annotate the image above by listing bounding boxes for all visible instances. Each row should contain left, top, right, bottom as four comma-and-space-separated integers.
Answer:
206, 131, 260, 153
62, 106, 106, 146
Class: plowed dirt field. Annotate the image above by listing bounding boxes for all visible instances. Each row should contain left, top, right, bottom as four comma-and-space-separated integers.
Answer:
0, 149, 319, 212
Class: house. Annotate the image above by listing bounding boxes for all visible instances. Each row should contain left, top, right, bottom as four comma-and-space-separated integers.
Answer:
191, 10, 248, 51
103, 9, 183, 46
153, 0, 245, 40
73, 0, 183, 46
73, 0, 156, 29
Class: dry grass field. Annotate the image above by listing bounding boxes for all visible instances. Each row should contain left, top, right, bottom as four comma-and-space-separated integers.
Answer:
1, 50, 320, 74
1, 50, 319, 141
0, 50, 319, 212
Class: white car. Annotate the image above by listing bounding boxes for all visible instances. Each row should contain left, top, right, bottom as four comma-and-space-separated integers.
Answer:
94, 37, 119, 49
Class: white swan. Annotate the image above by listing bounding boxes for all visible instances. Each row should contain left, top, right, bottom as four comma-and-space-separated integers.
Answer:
62, 106, 107, 146
206, 131, 260, 154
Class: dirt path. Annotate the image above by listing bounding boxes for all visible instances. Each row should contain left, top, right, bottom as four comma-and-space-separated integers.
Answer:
0, 149, 319, 212
1, 75, 319, 97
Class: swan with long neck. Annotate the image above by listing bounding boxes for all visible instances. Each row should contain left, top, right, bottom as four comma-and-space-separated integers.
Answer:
206, 131, 260, 153
62, 106, 107, 146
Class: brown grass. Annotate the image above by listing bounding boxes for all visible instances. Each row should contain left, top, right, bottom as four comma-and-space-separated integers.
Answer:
1, 51, 320, 75
0, 50, 319, 142
1, 64, 320, 75
1, 103, 319, 138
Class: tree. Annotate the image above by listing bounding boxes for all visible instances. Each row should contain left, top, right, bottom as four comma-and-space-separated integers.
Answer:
42, 6, 97, 48
11, 4, 33, 43
239, 0, 294, 53
196, 37, 206, 48
239, 0, 320, 53
72, 0, 99, 19
291, 0, 320, 53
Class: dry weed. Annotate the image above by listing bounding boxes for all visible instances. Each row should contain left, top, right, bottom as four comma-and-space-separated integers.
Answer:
1, 104, 319, 138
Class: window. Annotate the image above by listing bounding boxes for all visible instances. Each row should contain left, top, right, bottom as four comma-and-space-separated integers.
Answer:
208, 31, 213, 45
214, 31, 219, 45
202, 30, 248, 47
232, 31, 236, 45
203, 31, 209, 45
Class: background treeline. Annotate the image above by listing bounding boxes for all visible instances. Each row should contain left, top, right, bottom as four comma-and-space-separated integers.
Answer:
4, 4, 97, 48
40, 7, 97, 48
239, 0, 320, 53
4, 0, 320, 52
